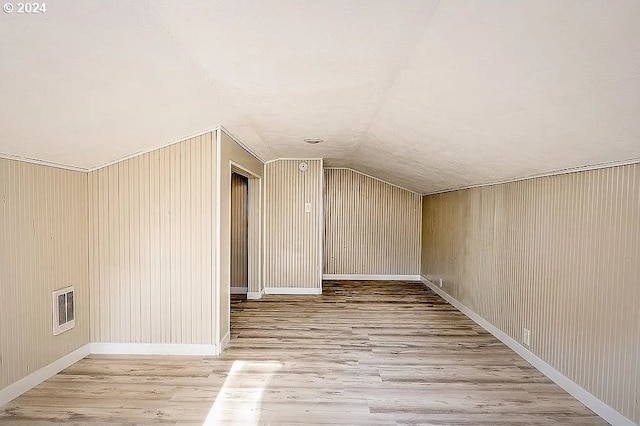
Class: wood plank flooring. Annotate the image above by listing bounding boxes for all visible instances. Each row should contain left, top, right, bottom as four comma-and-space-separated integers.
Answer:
0, 280, 606, 425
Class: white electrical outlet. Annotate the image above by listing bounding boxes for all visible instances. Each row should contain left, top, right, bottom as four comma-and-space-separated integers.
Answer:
304, 202, 312, 213
437, 278, 443, 288
523, 328, 531, 347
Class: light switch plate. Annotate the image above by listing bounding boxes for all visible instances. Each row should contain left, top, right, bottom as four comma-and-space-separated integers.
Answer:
305, 202, 312, 213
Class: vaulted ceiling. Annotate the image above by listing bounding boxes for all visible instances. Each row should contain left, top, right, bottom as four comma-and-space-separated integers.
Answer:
1, 1, 639, 194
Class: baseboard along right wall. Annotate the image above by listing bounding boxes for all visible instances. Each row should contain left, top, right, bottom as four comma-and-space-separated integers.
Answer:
421, 163, 640, 425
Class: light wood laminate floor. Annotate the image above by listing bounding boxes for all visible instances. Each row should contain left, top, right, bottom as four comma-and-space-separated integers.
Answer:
0, 280, 606, 425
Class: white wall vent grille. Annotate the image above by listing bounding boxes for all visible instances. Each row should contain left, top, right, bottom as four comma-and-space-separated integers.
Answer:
52, 286, 75, 335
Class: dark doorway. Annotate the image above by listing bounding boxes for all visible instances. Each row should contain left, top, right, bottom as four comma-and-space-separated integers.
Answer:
230, 172, 249, 296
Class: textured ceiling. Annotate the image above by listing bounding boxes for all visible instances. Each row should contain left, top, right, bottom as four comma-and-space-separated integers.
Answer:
1, 0, 639, 193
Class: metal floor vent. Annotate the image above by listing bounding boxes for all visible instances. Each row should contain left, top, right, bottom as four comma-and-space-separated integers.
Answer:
52, 286, 75, 335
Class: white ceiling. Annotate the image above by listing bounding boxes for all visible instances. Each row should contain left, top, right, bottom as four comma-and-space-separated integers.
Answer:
1, 0, 639, 194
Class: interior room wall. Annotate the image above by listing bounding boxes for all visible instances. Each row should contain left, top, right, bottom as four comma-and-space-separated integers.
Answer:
324, 168, 421, 276
421, 163, 640, 424
0, 158, 89, 390
264, 159, 323, 291
88, 132, 216, 346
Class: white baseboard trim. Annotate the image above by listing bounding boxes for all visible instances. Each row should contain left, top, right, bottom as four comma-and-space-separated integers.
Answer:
218, 331, 230, 355
420, 276, 635, 426
264, 287, 322, 295
0, 343, 91, 407
230, 286, 248, 294
2, 340, 223, 408
323, 274, 420, 281
246, 289, 264, 300
90, 343, 217, 356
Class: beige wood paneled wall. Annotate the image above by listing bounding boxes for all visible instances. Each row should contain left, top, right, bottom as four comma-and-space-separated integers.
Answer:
421, 163, 640, 424
88, 133, 215, 345
0, 159, 89, 389
265, 159, 323, 289
324, 168, 421, 275
230, 173, 248, 289
247, 177, 261, 295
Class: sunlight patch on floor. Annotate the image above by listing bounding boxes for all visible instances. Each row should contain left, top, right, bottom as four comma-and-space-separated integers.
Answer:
203, 360, 282, 425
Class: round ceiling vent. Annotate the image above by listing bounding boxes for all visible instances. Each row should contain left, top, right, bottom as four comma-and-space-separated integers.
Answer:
303, 138, 323, 144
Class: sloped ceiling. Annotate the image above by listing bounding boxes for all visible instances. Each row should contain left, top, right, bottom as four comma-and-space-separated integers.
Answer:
1, 0, 639, 194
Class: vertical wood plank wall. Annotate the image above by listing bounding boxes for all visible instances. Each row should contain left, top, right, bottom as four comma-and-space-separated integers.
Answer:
88, 133, 215, 345
0, 159, 89, 389
265, 159, 323, 289
324, 168, 422, 275
230, 173, 248, 289
421, 163, 640, 424
247, 178, 261, 294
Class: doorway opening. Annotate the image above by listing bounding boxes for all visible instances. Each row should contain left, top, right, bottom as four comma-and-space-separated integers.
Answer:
223, 163, 262, 353
230, 172, 249, 297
